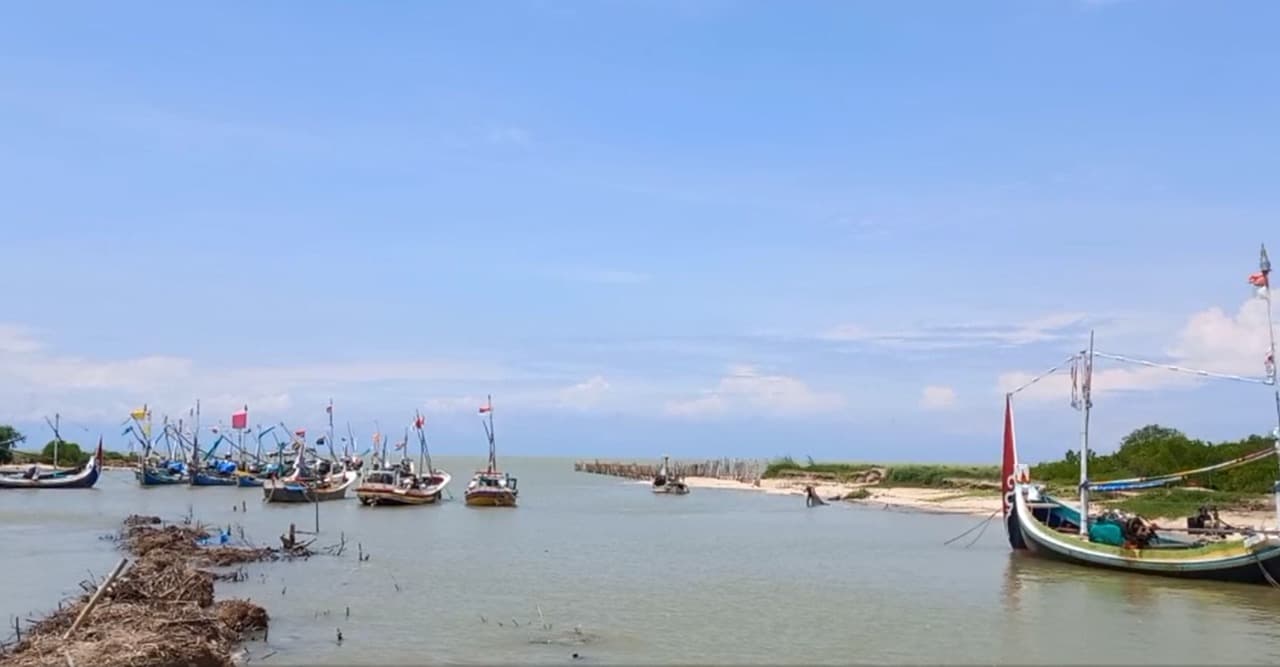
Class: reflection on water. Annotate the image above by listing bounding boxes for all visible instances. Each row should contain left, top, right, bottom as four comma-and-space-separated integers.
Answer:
3, 460, 1280, 665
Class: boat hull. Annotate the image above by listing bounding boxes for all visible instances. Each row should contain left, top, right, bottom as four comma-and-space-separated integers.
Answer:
0, 459, 100, 489
236, 475, 264, 488
464, 489, 517, 507
191, 472, 238, 487
263, 472, 356, 503
1012, 487, 1280, 585
137, 467, 185, 486
357, 486, 442, 506
652, 482, 689, 494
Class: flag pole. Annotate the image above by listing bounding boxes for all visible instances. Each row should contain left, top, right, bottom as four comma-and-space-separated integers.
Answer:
1077, 332, 1094, 539
1258, 244, 1280, 531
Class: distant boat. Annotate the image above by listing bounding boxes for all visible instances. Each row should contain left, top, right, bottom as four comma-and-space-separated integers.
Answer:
651, 455, 689, 495
0, 439, 102, 490
464, 396, 518, 507
357, 412, 451, 506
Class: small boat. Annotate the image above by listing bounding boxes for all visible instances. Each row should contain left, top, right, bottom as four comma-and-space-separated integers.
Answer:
465, 396, 518, 507
651, 455, 689, 495
236, 473, 264, 488
357, 412, 451, 506
137, 461, 186, 486
1004, 248, 1280, 585
0, 439, 102, 490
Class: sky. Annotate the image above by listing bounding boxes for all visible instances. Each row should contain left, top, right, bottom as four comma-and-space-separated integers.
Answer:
2, 0, 1280, 462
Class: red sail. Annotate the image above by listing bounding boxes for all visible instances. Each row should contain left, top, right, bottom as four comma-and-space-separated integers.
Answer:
1001, 394, 1018, 519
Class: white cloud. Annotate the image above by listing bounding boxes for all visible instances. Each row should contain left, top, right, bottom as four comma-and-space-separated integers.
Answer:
998, 297, 1275, 402
558, 375, 611, 408
920, 385, 957, 410
821, 312, 1088, 350
664, 364, 844, 418
485, 125, 532, 147
0, 325, 44, 354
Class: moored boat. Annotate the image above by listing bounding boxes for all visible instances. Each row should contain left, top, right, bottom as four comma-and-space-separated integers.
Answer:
651, 455, 689, 495
0, 439, 103, 490
263, 470, 358, 503
357, 412, 451, 506
1003, 245, 1280, 585
465, 396, 518, 507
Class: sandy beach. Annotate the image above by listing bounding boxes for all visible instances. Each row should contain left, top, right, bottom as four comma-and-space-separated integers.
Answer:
681, 476, 1276, 528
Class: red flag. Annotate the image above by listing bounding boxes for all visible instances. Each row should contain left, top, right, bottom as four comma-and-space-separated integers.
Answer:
1000, 394, 1018, 522
1249, 272, 1268, 287
414, 415, 425, 429
295, 429, 306, 438
231, 406, 248, 430
326, 403, 333, 414
478, 405, 492, 414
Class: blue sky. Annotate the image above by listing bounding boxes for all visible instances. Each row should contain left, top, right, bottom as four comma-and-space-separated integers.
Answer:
2, 0, 1279, 462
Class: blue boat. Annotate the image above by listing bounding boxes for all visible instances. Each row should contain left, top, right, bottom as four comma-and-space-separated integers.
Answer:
236, 474, 264, 488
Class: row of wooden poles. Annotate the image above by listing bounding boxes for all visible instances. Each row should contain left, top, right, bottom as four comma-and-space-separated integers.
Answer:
573, 458, 765, 483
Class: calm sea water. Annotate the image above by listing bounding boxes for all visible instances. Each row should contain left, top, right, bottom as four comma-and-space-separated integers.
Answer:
4, 457, 1280, 664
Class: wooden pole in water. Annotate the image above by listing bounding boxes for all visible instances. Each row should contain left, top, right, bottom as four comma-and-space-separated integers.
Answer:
63, 558, 128, 640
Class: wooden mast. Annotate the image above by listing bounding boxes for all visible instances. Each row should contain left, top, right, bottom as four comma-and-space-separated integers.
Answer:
1078, 332, 1094, 539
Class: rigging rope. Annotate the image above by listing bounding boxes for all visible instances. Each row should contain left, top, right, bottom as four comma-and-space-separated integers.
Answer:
1006, 355, 1078, 398
943, 509, 1000, 547
1093, 351, 1272, 386
1088, 446, 1278, 492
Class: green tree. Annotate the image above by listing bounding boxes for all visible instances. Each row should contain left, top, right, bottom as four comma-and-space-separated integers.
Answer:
40, 440, 87, 466
0, 425, 23, 463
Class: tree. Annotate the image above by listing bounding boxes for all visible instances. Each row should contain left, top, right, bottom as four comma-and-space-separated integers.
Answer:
0, 425, 23, 464
40, 440, 86, 466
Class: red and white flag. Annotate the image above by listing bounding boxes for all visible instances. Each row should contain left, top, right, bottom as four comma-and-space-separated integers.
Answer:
231, 406, 248, 430
478, 403, 492, 414
414, 414, 425, 429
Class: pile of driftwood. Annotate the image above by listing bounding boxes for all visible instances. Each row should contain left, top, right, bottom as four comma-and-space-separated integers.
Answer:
0, 515, 299, 667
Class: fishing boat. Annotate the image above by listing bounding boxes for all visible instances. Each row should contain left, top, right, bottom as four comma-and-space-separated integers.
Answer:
357, 412, 451, 506
465, 396, 518, 507
0, 439, 103, 489
130, 411, 189, 486
263, 439, 357, 503
1002, 245, 1280, 585
651, 455, 689, 494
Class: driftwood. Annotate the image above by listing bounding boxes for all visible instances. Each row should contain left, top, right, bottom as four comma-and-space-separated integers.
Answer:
62, 558, 128, 640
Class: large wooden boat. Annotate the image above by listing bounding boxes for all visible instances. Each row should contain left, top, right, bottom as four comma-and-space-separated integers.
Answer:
651, 455, 689, 495
0, 439, 102, 490
357, 412, 451, 506
465, 396, 518, 507
1004, 247, 1280, 585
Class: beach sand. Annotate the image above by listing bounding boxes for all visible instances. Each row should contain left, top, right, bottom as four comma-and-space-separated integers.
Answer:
681, 476, 1276, 528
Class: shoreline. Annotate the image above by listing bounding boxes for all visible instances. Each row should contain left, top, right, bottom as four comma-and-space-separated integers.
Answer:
679, 476, 1278, 528
681, 476, 1001, 516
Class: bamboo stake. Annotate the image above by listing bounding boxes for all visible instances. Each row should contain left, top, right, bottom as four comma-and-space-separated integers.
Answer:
62, 558, 128, 640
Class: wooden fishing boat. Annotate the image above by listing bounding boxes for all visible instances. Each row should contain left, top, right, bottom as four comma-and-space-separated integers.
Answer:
651, 455, 689, 495
357, 412, 451, 506
465, 396, 518, 507
263, 470, 358, 503
0, 440, 102, 489
137, 462, 185, 486
1003, 247, 1280, 585
236, 473, 264, 488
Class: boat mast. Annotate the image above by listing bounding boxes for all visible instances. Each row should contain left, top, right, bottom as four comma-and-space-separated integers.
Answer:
327, 399, 337, 461
1078, 332, 1095, 539
485, 395, 496, 472
1259, 245, 1280, 531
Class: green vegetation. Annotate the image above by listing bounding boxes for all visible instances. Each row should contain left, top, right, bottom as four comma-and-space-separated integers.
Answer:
40, 440, 88, 466
881, 464, 999, 487
1030, 424, 1277, 494
0, 425, 21, 463
1103, 488, 1264, 519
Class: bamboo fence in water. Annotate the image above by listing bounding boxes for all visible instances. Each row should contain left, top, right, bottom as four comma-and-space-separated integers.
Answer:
573, 457, 765, 484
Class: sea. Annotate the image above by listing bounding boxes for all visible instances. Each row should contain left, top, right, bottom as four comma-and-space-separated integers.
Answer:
4, 456, 1280, 665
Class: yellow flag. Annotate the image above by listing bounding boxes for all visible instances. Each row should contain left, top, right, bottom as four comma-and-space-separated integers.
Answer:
130, 407, 147, 420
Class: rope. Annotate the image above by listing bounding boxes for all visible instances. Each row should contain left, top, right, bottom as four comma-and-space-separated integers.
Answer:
1255, 553, 1280, 589
1093, 351, 1271, 386
944, 509, 1000, 547
1007, 356, 1078, 397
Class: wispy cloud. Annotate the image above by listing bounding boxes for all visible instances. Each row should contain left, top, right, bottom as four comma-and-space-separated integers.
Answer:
821, 312, 1090, 350
997, 297, 1275, 402
664, 364, 844, 418
485, 125, 533, 147
552, 268, 651, 285
919, 385, 957, 410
